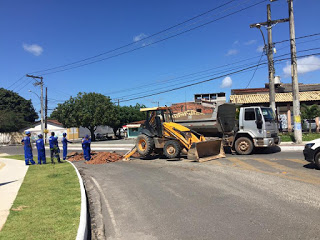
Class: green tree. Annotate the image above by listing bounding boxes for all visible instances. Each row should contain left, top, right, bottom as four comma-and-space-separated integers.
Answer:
0, 88, 38, 132
301, 104, 320, 133
109, 103, 146, 136
51, 92, 116, 141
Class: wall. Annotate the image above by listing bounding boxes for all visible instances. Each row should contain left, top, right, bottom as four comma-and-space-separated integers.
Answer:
170, 102, 214, 114
0, 132, 24, 145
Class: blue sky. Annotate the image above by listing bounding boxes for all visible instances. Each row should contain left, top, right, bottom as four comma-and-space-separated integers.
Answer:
1, 0, 319, 117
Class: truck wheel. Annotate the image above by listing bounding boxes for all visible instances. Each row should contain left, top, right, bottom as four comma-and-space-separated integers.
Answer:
235, 137, 253, 155
163, 140, 181, 159
315, 152, 320, 170
136, 134, 154, 157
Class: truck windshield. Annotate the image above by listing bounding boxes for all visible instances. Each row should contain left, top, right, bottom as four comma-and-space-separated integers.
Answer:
261, 108, 275, 122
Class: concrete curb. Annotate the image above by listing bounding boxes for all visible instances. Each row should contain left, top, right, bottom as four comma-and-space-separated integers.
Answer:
280, 146, 305, 152
67, 160, 88, 240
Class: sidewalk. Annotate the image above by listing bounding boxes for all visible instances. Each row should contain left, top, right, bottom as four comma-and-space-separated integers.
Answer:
279, 141, 306, 152
0, 157, 28, 230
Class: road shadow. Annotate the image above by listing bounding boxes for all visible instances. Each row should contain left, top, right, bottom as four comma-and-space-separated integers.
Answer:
0, 180, 17, 187
303, 163, 319, 170
224, 146, 281, 155
252, 146, 281, 154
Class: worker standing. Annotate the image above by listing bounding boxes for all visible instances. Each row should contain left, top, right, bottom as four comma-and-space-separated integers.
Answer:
82, 135, 91, 161
61, 133, 73, 160
36, 134, 46, 164
21, 131, 35, 166
49, 132, 61, 164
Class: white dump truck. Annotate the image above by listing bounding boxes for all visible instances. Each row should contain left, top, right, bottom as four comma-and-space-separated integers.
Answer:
175, 104, 280, 155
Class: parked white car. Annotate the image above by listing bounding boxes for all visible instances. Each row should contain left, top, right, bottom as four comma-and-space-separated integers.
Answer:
303, 138, 320, 169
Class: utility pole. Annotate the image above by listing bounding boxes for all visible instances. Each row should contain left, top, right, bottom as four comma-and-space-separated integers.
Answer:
250, 4, 289, 113
288, 0, 302, 143
45, 87, 48, 144
26, 74, 44, 138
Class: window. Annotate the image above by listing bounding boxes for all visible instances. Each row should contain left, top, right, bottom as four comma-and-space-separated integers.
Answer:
196, 109, 202, 113
261, 108, 275, 122
245, 108, 255, 120
210, 95, 217, 100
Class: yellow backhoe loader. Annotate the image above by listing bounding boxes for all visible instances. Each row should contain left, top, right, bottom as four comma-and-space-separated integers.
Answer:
124, 107, 225, 162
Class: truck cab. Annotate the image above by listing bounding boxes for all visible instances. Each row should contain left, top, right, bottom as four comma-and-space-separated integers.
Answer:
218, 104, 280, 155
239, 106, 280, 147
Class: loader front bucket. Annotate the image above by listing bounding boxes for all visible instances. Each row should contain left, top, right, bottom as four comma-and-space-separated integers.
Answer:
187, 139, 225, 162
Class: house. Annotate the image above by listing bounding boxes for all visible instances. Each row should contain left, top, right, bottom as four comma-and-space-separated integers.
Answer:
22, 119, 67, 141
230, 82, 320, 131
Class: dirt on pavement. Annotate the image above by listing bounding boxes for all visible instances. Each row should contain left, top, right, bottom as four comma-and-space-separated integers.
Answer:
67, 151, 124, 164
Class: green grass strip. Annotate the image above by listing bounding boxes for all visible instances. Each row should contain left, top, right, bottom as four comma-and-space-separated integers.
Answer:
0, 157, 81, 240
280, 133, 320, 142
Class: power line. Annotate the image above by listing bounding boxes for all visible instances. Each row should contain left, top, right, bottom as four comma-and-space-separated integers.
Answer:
113, 47, 320, 100
15, 79, 33, 93
29, 0, 237, 75
120, 52, 320, 103
6, 75, 25, 90
32, 0, 267, 76
246, 51, 264, 88
273, 32, 320, 45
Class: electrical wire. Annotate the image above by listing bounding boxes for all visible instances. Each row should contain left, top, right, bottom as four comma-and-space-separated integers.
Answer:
119, 52, 320, 102
112, 47, 320, 100
29, 0, 237, 75
32, 0, 267, 76
246, 51, 265, 88
273, 32, 320, 45
6, 75, 26, 90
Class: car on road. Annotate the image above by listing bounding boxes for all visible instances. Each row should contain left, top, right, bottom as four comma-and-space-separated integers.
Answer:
303, 138, 320, 169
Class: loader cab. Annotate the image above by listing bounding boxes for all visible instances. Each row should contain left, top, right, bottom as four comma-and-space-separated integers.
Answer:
140, 107, 173, 137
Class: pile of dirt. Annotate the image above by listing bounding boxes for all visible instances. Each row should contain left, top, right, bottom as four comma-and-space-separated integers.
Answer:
68, 152, 84, 161
85, 151, 123, 164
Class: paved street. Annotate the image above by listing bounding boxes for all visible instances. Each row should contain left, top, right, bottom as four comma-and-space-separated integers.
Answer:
73, 151, 320, 240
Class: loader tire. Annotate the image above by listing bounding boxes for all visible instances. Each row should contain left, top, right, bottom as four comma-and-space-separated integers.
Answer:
163, 140, 181, 159
235, 137, 253, 155
136, 134, 154, 157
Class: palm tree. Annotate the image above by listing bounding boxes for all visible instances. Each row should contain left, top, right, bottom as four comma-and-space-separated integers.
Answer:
301, 104, 320, 133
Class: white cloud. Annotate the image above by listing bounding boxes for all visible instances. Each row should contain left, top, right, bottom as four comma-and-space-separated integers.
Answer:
226, 49, 239, 56
133, 33, 147, 42
221, 76, 232, 88
283, 56, 320, 76
245, 40, 257, 45
256, 45, 264, 53
233, 40, 240, 45
23, 43, 43, 56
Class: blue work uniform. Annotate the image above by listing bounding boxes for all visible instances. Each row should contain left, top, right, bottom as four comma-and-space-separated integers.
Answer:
62, 137, 72, 160
36, 138, 46, 164
82, 138, 91, 161
49, 136, 61, 163
21, 136, 35, 165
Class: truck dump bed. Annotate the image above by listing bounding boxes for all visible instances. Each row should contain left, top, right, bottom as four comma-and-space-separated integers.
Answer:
174, 104, 237, 137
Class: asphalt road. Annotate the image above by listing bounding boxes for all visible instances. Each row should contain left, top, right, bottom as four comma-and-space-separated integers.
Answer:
72, 151, 320, 240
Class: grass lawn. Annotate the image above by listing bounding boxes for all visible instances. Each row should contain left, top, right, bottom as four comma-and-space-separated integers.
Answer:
0, 155, 81, 240
280, 133, 320, 142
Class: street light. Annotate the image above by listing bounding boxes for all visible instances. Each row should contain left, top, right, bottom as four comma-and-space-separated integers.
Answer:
28, 90, 44, 138
253, 24, 267, 55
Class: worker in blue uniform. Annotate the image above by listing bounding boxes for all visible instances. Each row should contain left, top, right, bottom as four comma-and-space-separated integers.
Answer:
49, 132, 61, 164
82, 135, 91, 161
61, 133, 73, 160
21, 131, 35, 165
36, 134, 46, 164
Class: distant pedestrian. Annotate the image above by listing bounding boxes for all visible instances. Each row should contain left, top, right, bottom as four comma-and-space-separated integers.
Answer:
36, 134, 46, 164
49, 132, 61, 164
21, 131, 35, 166
82, 135, 91, 161
62, 133, 73, 160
